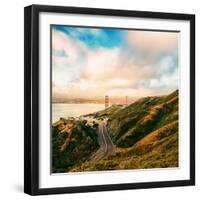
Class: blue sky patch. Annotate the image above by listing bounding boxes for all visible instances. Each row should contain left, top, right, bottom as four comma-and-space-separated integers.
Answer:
52, 26, 124, 49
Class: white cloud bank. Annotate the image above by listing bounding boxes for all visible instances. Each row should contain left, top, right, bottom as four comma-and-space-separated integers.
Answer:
52, 29, 179, 100
127, 30, 178, 54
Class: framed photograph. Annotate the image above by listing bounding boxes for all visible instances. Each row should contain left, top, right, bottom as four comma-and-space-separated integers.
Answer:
24, 4, 195, 195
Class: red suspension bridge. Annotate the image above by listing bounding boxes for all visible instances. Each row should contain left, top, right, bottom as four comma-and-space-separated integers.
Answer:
105, 95, 129, 108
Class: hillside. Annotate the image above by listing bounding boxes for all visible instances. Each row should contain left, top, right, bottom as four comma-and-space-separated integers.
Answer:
52, 118, 99, 173
70, 120, 178, 171
108, 90, 178, 147
52, 90, 179, 173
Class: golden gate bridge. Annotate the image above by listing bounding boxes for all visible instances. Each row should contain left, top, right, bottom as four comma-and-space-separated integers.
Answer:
105, 95, 128, 108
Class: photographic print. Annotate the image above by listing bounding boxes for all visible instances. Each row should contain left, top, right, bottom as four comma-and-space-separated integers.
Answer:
24, 5, 195, 195
51, 25, 179, 173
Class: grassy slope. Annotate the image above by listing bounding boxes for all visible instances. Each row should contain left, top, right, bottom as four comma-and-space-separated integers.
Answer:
109, 90, 178, 147
69, 90, 179, 172
93, 104, 123, 119
70, 120, 178, 172
53, 90, 178, 172
52, 118, 99, 173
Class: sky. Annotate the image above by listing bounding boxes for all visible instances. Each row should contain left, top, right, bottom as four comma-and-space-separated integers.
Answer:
52, 25, 179, 100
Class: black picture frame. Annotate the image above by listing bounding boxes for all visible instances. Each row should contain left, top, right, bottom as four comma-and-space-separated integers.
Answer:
24, 4, 195, 196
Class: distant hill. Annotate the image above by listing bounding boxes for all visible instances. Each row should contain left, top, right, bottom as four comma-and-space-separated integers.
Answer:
52, 96, 139, 104
52, 90, 179, 172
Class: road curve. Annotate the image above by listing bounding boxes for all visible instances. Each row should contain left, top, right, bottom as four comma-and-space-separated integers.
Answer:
90, 121, 115, 162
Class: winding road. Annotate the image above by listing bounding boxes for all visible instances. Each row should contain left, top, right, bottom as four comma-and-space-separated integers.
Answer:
90, 120, 115, 162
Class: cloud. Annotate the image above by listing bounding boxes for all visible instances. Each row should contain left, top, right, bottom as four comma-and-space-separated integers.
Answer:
52, 29, 88, 86
137, 53, 178, 94
52, 29, 87, 65
80, 46, 153, 82
127, 30, 178, 54
52, 28, 179, 100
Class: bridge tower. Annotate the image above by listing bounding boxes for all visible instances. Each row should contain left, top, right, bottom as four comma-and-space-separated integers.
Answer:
125, 96, 128, 105
105, 95, 109, 108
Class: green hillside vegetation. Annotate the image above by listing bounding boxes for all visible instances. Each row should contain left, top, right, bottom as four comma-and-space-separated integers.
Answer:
52, 118, 99, 173
108, 90, 178, 147
93, 104, 123, 119
70, 120, 178, 171
52, 90, 179, 173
